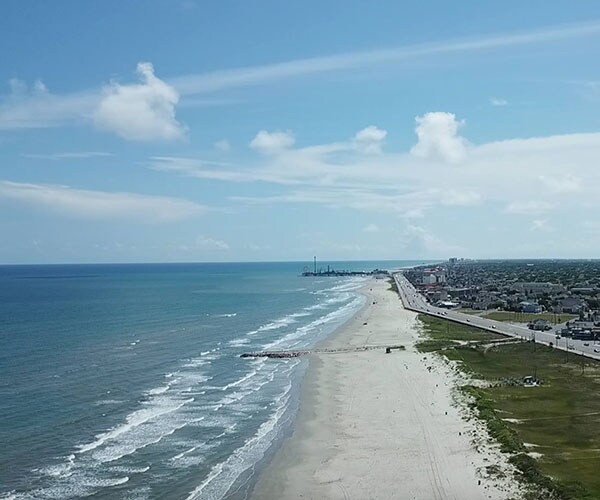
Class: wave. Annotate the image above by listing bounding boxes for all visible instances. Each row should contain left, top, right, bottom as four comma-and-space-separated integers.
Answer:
185, 382, 294, 500
262, 295, 364, 351
245, 311, 310, 336
227, 337, 250, 347
78, 397, 194, 456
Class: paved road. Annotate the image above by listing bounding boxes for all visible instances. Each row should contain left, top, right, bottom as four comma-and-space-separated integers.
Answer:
393, 272, 600, 362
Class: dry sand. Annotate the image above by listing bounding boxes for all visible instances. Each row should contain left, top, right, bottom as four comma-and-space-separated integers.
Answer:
251, 278, 519, 500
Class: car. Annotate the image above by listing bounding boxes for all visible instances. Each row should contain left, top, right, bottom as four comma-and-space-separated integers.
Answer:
466, 319, 470, 322
594, 348, 600, 353
491, 325, 496, 329
584, 343, 590, 347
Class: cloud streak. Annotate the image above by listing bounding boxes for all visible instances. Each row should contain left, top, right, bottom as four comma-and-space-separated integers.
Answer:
0, 181, 207, 222
22, 151, 113, 160
2, 21, 600, 131
170, 20, 600, 95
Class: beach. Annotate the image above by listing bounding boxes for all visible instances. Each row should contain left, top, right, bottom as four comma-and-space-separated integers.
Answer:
251, 278, 518, 500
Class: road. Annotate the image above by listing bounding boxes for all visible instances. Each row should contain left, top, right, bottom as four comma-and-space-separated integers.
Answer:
393, 272, 600, 362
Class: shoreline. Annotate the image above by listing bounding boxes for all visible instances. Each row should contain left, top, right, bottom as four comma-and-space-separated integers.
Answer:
250, 278, 519, 499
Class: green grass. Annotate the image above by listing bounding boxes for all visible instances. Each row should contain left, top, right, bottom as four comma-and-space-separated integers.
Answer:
483, 311, 577, 324
419, 314, 600, 499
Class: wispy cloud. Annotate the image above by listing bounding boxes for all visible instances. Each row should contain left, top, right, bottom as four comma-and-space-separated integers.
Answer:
0, 81, 97, 130
506, 201, 553, 215
0, 181, 207, 222
214, 139, 231, 152
3, 21, 600, 131
22, 151, 113, 160
490, 97, 508, 106
170, 21, 600, 95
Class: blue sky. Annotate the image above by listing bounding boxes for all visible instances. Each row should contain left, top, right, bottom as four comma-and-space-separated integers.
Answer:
2, 1, 600, 263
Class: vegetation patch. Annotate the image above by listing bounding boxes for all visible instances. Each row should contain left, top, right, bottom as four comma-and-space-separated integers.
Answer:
419, 314, 600, 499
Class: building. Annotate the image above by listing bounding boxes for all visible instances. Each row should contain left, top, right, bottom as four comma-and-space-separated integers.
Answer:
554, 296, 586, 314
520, 301, 543, 313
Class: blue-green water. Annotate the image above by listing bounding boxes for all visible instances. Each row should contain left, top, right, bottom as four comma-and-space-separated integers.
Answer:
0, 261, 427, 499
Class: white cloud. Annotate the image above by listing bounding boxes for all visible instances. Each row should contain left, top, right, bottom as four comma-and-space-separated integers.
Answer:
490, 97, 508, 106
214, 139, 231, 152
2, 21, 600, 132
539, 174, 581, 193
0, 181, 206, 222
363, 223, 380, 233
531, 219, 554, 232
506, 201, 553, 214
194, 236, 230, 251
2, 22, 600, 133
410, 112, 468, 163
354, 125, 387, 154
250, 130, 295, 154
153, 117, 600, 222
93, 62, 186, 142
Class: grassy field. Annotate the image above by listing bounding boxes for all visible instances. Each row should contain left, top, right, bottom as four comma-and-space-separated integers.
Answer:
483, 311, 577, 324
419, 315, 600, 500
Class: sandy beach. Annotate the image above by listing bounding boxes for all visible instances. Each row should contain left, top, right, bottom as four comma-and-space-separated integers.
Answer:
251, 278, 518, 500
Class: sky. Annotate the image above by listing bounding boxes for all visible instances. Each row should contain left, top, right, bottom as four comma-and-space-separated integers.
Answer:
2, 1, 600, 264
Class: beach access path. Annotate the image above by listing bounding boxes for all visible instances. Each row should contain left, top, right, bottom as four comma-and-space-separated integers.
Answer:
251, 278, 519, 500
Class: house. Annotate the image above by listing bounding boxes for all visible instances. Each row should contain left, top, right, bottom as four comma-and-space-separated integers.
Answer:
520, 301, 543, 313
513, 282, 565, 296
554, 296, 586, 314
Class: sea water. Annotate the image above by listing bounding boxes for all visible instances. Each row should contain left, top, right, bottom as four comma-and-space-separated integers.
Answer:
0, 261, 427, 499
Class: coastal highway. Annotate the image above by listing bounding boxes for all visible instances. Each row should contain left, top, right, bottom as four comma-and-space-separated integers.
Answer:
393, 272, 600, 363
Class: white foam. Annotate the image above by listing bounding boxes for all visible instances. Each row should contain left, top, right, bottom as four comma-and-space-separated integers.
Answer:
186, 382, 293, 500
245, 311, 309, 336
78, 397, 193, 455
147, 385, 169, 395
227, 337, 250, 347
95, 399, 124, 406
262, 295, 363, 351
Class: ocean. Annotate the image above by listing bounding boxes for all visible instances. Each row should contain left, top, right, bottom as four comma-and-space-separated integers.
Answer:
0, 261, 427, 499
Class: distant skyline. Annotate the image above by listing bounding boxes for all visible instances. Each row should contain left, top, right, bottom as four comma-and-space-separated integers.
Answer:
2, 1, 600, 263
